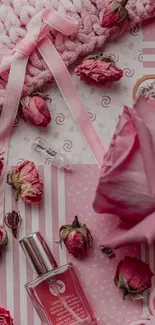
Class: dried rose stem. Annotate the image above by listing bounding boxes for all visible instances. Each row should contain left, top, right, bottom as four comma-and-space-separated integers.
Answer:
72, 216, 80, 228
121, 0, 128, 6
123, 289, 128, 300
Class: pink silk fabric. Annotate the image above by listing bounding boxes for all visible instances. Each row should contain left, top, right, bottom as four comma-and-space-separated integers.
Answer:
93, 95, 155, 249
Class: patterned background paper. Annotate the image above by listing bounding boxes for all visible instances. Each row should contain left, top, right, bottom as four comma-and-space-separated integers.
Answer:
1, 19, 155, 325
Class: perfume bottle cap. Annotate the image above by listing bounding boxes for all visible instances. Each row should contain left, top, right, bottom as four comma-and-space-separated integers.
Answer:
20, 232, 57, 276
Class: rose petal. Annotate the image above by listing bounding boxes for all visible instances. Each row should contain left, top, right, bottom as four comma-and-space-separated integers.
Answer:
94, 95, 155, 248
0, 307, 14, 325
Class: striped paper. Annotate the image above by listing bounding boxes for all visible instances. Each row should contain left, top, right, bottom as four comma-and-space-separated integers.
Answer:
0, 165, 144, 325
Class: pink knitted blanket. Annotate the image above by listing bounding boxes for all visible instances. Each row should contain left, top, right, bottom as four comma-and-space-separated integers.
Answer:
0, 0, 155, 101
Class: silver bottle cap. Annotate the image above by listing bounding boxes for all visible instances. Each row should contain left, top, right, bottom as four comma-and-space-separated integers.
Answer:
20, 232, 57, 275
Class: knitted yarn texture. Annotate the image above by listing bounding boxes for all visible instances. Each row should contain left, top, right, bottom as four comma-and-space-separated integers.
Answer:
0, 0, 155, 100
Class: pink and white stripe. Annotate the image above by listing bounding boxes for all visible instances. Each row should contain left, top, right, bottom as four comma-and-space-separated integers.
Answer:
0, 164, 143, 325
142, 19, 155, 72
141, 18, 155, 312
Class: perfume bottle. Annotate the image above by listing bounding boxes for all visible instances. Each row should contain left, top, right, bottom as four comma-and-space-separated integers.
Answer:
20, 232, 98, 325
31, 137, 72, 170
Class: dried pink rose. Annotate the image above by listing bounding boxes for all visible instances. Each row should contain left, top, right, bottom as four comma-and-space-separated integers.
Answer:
20, 94, 51, 127
0, 228, 8, 251
75, 55, 123, 87
101, 0, 128, 28
59, 216, 93, 258
7, 160, 43, 204
0, 307, 14, 325
5, 211, 22, 238
0, 156, 3, 175
115, 256, 154, 300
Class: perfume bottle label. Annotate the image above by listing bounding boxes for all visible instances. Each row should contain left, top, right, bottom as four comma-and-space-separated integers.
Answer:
49, 280, 66, 296
34, 269, 95, 325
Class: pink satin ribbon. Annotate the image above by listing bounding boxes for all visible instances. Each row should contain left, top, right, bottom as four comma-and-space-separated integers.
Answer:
0, 8, 105, 225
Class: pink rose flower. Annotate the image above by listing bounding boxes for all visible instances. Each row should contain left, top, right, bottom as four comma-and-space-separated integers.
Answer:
93, 95, 155, 249
59, 216, 93, 258
75, 59, 123, 87
20, 95, 51, 127
7, 161, 43, 204
101, 0, 128, 28
115, 256, 153, 300
0, 307, 14, 325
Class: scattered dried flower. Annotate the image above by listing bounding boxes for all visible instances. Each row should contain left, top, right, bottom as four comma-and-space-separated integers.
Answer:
75, 54, 123, 87
59, 216, 93, 258
0, 228, 8, 252
0, 153, 4, 175
0, 307, 14, 325
115, 256, 153, 300
5, 211, 22, 238
20, 93, 51, 127
101, 0, 128, 28
7, 160, 43, 204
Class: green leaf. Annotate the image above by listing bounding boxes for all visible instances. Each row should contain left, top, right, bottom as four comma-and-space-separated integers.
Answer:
117, 6, 128, 23
100, 54, 114, 63
72, 216, 81, 228
132, 293, 144, 301
117, 275, 127, 289
20, 96, 30, 108
84, 54, 99, 61
75, 228, 88, 241
111, 1, 121, 12
59, 228, 71, 246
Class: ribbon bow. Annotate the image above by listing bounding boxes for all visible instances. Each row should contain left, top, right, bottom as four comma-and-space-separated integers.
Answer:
0, 8, 79, 140
0, 9, 78, 72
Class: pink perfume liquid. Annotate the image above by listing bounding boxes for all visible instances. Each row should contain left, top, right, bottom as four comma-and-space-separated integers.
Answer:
26, 263, 98, 325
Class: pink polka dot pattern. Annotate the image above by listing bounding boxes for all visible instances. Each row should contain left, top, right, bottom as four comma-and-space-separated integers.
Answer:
65, 164, 143, 325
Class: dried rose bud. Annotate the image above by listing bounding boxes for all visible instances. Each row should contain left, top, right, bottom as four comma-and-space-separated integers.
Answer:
5, 211, 22, 238
0, 153, 4, 175
101, 0, 128, 28
7, 160, 43, 204
0, 307, 14, 325
59, 216, 93, 258
115, 256, 154, 300
75, 54, 123, 87
0, 228, 8, 251
20, 94, 51, 127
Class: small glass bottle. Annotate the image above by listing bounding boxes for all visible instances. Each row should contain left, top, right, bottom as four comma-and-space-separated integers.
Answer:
31, 137, 72, 170
20, 232, 99, 325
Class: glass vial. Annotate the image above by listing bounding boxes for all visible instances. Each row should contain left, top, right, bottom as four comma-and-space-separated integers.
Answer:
31, 137, 72, 170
